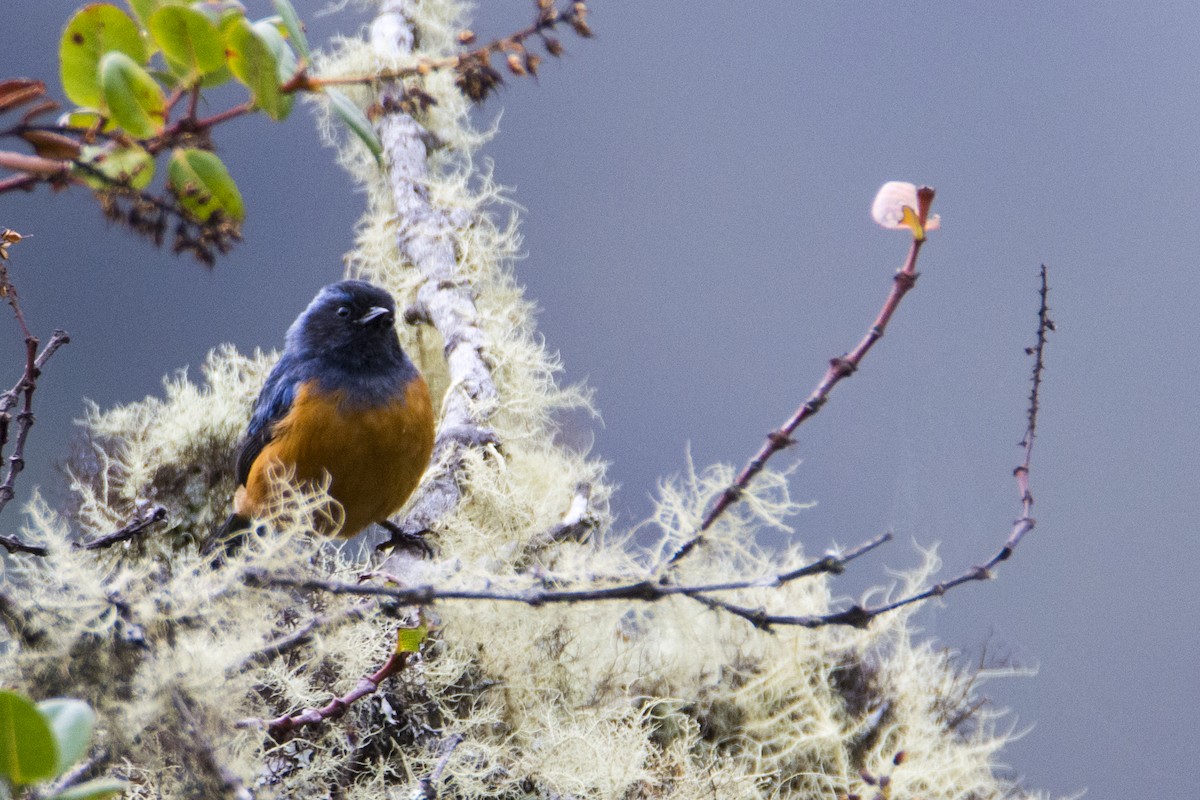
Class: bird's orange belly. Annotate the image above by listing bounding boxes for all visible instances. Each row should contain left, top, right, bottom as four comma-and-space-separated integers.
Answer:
235, 379, 435, 537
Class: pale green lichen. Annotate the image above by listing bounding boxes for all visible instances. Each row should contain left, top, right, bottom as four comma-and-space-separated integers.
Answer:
0, 2, 1049, 799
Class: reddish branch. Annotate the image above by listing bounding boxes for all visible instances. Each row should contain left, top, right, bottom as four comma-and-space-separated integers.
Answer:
314, 0, 591, 101
668, 187, 936, 566
691, 266, 1054, 630
242, 641, 413, 740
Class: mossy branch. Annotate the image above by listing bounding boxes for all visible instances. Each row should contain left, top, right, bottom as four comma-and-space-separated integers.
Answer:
371, 0, 502, 540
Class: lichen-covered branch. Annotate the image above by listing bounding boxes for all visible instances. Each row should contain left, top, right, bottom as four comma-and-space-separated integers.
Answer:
370, 2, 501, 538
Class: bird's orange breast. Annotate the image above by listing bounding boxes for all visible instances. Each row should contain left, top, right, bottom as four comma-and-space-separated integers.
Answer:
234, 378, 436, 537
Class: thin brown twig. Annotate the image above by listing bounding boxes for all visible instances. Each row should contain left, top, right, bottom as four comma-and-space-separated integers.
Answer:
0, 240, 70, 529
73, 504, 168, 551
1, 505, 164, 559
240, 637, 413, 739
668, 187, 936, 566
687, 266, 1053, 630
0, 329, 69, 518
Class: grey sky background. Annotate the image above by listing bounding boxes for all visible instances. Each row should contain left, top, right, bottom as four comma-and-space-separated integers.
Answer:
3, 2, 1198, 797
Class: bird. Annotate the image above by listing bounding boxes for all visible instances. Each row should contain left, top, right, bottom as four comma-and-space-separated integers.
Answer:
211, 280, 436, 551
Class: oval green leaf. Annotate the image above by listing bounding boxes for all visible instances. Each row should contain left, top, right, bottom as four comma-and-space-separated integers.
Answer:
149, 5, 225, 77
99, 51, 166, 137
326, 89, 383, 166
37, 699, 95, 776
253, 20, 298, 113
60, 4, 148, 108
272, 0, 310, 62
168, 148, 244, 222
77, 143, 155, 190
224, 18, 290, 120
46, 777, 128, 800
0, 689, 58, 786
58, 109, 110, 131
395, 622, 429, 654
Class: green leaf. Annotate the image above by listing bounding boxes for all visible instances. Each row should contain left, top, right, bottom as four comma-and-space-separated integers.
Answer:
225, 18, 291, 120
0, 689, 58, 786
37, 699, 95, 776
253, 20, 298, 107
326, 89, 383, 166
395, 622, 429, 654
58, 109, 107, 131
149, 5, 225, 78
46, 777, 128, 800
60, 4, 148, 108
99, 51, 166, 137
77, 143, 155, 190
272, 0, 310, 62
168, 148, 244, 222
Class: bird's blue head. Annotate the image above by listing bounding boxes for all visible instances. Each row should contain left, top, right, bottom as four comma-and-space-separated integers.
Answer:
285, 280, 407, 374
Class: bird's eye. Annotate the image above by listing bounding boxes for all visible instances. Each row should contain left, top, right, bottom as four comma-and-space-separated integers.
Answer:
336, 306, 351, 318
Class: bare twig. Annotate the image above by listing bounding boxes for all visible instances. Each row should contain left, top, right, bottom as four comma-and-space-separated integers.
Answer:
73, 504, 168, 551
853, 264, 1052, 614
687, 267, 1054, 630
0, 531, 46, 556
1, 506, 166, 559
668, 187, 936, 566
239, 635, 413, 739
0, 231, 70, 535
243, 531, 891, 615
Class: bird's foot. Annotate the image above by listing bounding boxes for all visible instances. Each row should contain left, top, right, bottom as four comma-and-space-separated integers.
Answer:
376, 520, 434, 559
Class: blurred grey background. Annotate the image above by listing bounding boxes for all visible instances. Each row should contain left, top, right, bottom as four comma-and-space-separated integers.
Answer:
3, 2, 1197, 797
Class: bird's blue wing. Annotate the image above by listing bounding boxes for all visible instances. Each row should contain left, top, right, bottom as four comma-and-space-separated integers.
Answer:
235, 353, 304, 486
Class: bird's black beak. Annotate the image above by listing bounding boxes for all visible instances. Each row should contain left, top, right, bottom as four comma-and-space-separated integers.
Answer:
358, 306, 393, 326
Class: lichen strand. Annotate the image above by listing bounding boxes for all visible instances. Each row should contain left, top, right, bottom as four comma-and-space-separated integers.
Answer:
0, 1, 1045, 799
